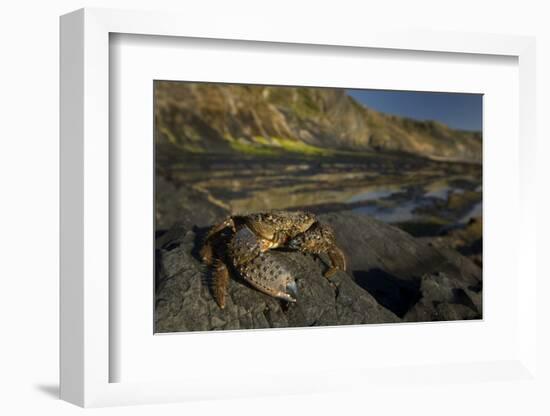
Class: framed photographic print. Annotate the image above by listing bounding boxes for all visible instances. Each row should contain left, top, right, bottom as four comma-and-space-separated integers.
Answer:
153, 80, 483, 332
60, 7, 538, 407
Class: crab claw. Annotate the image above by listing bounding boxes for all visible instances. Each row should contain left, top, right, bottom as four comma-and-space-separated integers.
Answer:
236, 251, 299, 303
272, 278, 298, 303
283, 280, 298, 302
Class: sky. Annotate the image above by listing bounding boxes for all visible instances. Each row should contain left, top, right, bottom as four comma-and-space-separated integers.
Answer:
346, 89, 482, 132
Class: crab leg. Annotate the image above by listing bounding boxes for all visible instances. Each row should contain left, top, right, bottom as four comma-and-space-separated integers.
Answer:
199, 241, 215, 266
203, 216, 236, 243
200, 216, 237, 265
212, 259, 230, 309
287, 221, 346, 278
325, 245, 347, 278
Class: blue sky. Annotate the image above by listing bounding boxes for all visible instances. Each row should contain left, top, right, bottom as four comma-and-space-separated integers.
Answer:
346, 89, 482, 132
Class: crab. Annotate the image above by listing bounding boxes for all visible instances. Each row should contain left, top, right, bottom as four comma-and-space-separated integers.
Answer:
199, 210, 346, 308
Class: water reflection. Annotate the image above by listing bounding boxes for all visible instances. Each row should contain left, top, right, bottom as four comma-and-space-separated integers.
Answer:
345, 182, 481, 226
354, 202, 417, 223
160, 153, 482, 235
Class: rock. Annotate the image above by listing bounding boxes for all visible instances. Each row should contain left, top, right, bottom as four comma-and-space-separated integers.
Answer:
155, 211, 482, 332
155, 176, 229, 230
403, 272, 481, 322
319, 212, 481, 318
419, 217, 483, 267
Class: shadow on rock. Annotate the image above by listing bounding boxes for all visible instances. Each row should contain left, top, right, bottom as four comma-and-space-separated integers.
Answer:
353, 268, 421, 318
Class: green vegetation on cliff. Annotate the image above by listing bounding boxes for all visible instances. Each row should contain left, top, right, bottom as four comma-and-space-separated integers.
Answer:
155, 82, 482, 163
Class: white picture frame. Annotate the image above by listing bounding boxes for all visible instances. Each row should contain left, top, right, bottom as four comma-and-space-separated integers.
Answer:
60, 7, 538, 407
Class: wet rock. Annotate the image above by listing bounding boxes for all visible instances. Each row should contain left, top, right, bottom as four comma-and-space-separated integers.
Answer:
420, 217, 483, 267
403, 272, 481, 322
320, 212, 481, 317
155, 211, 482, 332
155, 176, 229, 230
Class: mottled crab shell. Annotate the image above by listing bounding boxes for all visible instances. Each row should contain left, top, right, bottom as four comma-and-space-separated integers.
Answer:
243, 211, 317, 248
229, 226, 298, 302
288, 221, 336, 253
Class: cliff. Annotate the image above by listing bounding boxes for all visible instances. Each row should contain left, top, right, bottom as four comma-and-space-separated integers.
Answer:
155, 82, 482, 163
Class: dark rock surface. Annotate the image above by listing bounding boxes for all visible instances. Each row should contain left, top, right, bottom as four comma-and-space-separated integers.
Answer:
419, 217, 483, 267
155, 176, 228, 230
155, 211, 482, 332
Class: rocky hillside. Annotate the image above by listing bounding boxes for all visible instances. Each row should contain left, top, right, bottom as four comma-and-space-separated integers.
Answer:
155, 82, 482, 163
